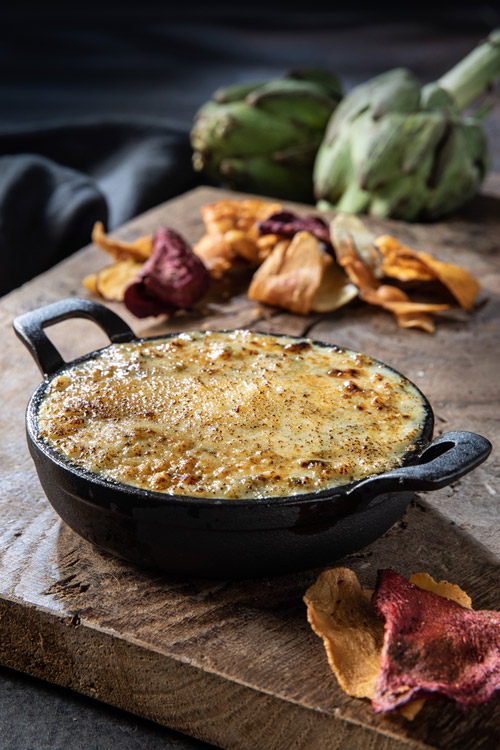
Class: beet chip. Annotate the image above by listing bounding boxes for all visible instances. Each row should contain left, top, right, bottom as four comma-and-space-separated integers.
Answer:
372, 569, 500, 712
258, 211, 332, 249
124, 227, 209, 318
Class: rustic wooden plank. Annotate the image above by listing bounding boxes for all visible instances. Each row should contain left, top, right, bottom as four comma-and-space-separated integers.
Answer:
1, 186, 499, 749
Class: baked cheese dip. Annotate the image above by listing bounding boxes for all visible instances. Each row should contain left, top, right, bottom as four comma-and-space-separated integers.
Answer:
36, 330, 428, 499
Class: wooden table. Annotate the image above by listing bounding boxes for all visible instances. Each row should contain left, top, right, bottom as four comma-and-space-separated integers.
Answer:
1, 184, 499, 750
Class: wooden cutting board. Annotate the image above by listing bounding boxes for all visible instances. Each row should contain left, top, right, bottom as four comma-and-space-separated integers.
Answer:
1, 185, 499, 750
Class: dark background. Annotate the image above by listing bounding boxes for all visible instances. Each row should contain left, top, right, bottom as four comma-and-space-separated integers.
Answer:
1, 2, 499, 295
1, 3, 499, 748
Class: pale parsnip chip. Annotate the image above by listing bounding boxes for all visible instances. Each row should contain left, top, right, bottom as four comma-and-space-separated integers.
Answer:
330, 213, 381, 274
311, 264, 358, 313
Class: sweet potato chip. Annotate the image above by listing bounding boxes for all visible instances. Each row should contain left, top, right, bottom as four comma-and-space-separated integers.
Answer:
248, 232, 332, 315
200, 198, 282, 235
82, 273, 99, 296
92, 259, 143, 301
408, 572, 472, 610
374, 236, 480, 310
304, 567, 384, 700
193, 232, 244, 277
92, 221, 153, 262
361, 285, 449, 334
416, 251, 480, 311
374, 235, 435, 282
194, 199, 282, 276
372, 569, 500, 712
304, 567, 482, 719
330, 216, 449, 332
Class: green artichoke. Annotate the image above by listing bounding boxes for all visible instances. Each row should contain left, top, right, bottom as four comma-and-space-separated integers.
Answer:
314, 30, 500, 221
190, 69, 342, 202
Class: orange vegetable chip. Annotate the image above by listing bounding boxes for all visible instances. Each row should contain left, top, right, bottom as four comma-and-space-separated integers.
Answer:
82, 272, 99, 296
93, 259, 143, 301
248, 232, 332, 315
304, 567, 474, 719
374, 234, 435, 282
194, 199, 282, 276
304, 567, 384, 700
92, 221, 153, 262
375, 235, 480, 310
416, 251, 480, 311
330, 215, 450, 332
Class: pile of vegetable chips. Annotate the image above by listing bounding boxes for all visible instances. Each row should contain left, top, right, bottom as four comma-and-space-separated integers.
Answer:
84, 199, 479, 333
304, 567, 500, 717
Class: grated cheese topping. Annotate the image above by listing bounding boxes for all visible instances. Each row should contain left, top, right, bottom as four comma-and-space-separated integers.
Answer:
37, 330, 428, 499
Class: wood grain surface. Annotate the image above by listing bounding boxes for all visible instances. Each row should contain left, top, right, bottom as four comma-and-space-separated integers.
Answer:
0, 185, 499, 750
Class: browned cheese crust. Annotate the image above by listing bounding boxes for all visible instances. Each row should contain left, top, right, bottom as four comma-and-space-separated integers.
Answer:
37, 331, 427, 499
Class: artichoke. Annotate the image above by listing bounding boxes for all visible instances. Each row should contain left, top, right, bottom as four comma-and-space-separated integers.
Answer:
314, 30, 500, 221
190, 69, 342, 202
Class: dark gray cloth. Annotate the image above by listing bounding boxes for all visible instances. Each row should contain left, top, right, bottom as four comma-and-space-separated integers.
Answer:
0, 122, 196, 294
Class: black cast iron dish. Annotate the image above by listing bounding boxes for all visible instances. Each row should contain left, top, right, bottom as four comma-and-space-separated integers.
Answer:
14, 298, 492, 579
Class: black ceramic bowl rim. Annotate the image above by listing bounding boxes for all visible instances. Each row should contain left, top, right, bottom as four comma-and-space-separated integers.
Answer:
26, 330, 435, 516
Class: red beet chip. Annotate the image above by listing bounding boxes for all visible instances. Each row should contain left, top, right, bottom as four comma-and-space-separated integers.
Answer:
371, 569, 500, 712
124, 227, 209, 318
123, 282, 176, 318
257, 211, 332, 248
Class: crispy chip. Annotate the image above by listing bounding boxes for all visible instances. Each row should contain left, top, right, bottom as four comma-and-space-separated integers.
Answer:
330, 217, 450, 332
248, 232, 332, 315
194, 199, 282, 275
258, 211, 332, 248
330, 213, 381, 274
311, 264, 358, 313
373, 569, 500, 713
304, 567, 384, 700
304, 567, 475, 719
408, 572, 472, 609
92, 221, 153, 262
374, 235, 480, 310
374, 235, 435, 282
201, 198, 282, 235
92, 259, 143, 301
193, 233, 244, 277
124, 226, 209, 318
82, 273, 99, 295
416, 251, 480, 311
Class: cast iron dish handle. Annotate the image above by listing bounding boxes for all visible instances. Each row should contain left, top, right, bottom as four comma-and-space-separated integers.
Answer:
346, 430, 492, 504
13, 297, 135, 378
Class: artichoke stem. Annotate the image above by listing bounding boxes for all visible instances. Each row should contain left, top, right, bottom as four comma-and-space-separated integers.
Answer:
437, 29, 500, 111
